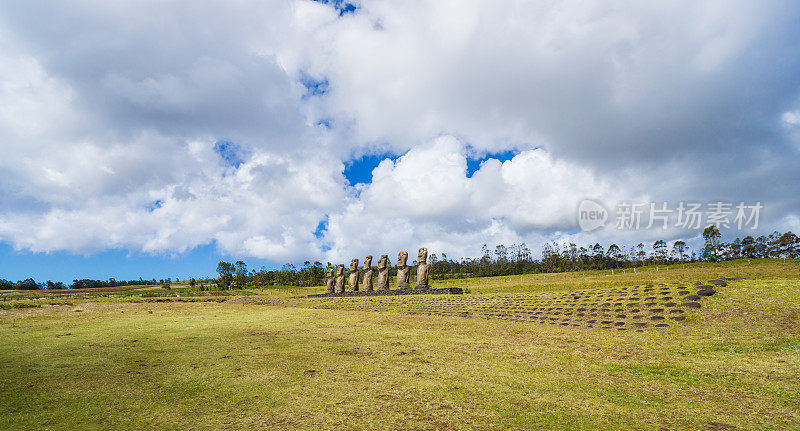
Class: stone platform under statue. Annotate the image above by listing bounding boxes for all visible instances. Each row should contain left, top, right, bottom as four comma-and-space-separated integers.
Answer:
308, 286, 463, 298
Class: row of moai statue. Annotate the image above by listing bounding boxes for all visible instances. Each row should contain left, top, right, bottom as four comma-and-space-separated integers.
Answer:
325, 247, 431, 293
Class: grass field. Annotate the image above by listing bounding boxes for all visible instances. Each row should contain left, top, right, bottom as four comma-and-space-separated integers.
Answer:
1, 259, 799, 429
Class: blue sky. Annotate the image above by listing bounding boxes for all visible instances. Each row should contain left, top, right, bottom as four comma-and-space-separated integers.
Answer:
0, 243, 224, 283
0, 153, 376, 283
1, 1, 799, 284
0, 150, 519, 283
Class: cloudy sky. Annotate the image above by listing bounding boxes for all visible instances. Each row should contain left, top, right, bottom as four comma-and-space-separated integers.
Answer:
1, 0, 799, 281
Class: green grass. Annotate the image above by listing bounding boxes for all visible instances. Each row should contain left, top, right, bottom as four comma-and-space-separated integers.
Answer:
425, 258, 800, 294
0, 302, 40, 310
1, 260, 799, 429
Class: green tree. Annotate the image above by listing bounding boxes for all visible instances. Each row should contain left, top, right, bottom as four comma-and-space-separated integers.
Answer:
45, 280, 66, 290
17, 278, 41, 290
672, 241, 687, 264
494, 244, 506, 262
607, 244, 623, 268
234, 261, 247, 289
703, 225, 722, 261
429, 253, 438, 280
653, 240, 667, 264
730, 238, 742, 259
741, 236, 756, 258
774, 232, 799, 258
591, 243, 604, 268
216, 261, 235, 290
636, 243, 647, 265
755, 235, 768, 258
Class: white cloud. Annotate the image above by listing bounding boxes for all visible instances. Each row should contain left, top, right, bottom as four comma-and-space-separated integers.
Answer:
322, 135, 637, 262
288, 0, 798, 163
0, 0, 799, 265
784, 111, 800, 127
0, 141, 346, 261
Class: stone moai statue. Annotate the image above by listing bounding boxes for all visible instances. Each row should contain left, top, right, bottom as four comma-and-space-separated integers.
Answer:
416, 247, 430, 289
377, 254, 390, 291
335, 264, 346, 293
362, 255, 374, 292
348, 258, 360, 291
325, 264, 335, 293
396, 251, 410, 289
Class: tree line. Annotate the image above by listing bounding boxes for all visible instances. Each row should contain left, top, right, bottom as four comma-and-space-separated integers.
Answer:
214, 260, 329, 289
213, 228, 799, 288
458, 227, 797, 277
0, 277, 172, 291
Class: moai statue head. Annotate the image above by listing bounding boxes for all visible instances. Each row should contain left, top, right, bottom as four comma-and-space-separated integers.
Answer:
397, 251, 408, 267
336, 264, 345, 276
378, 254, 388, 270
363, 255, 372, 269
326, 264, 334, 277
350, 258, 359, 271
418, 247, 428, 263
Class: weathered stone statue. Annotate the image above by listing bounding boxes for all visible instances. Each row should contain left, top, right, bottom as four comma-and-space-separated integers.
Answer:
377, 254, 390, 291
348, 258, 360, 291
416, 247, 430, 289
325, 264, 335, 293
396, 251, 410, 289
335, 264, 346, 293
362, 255, 374, 292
